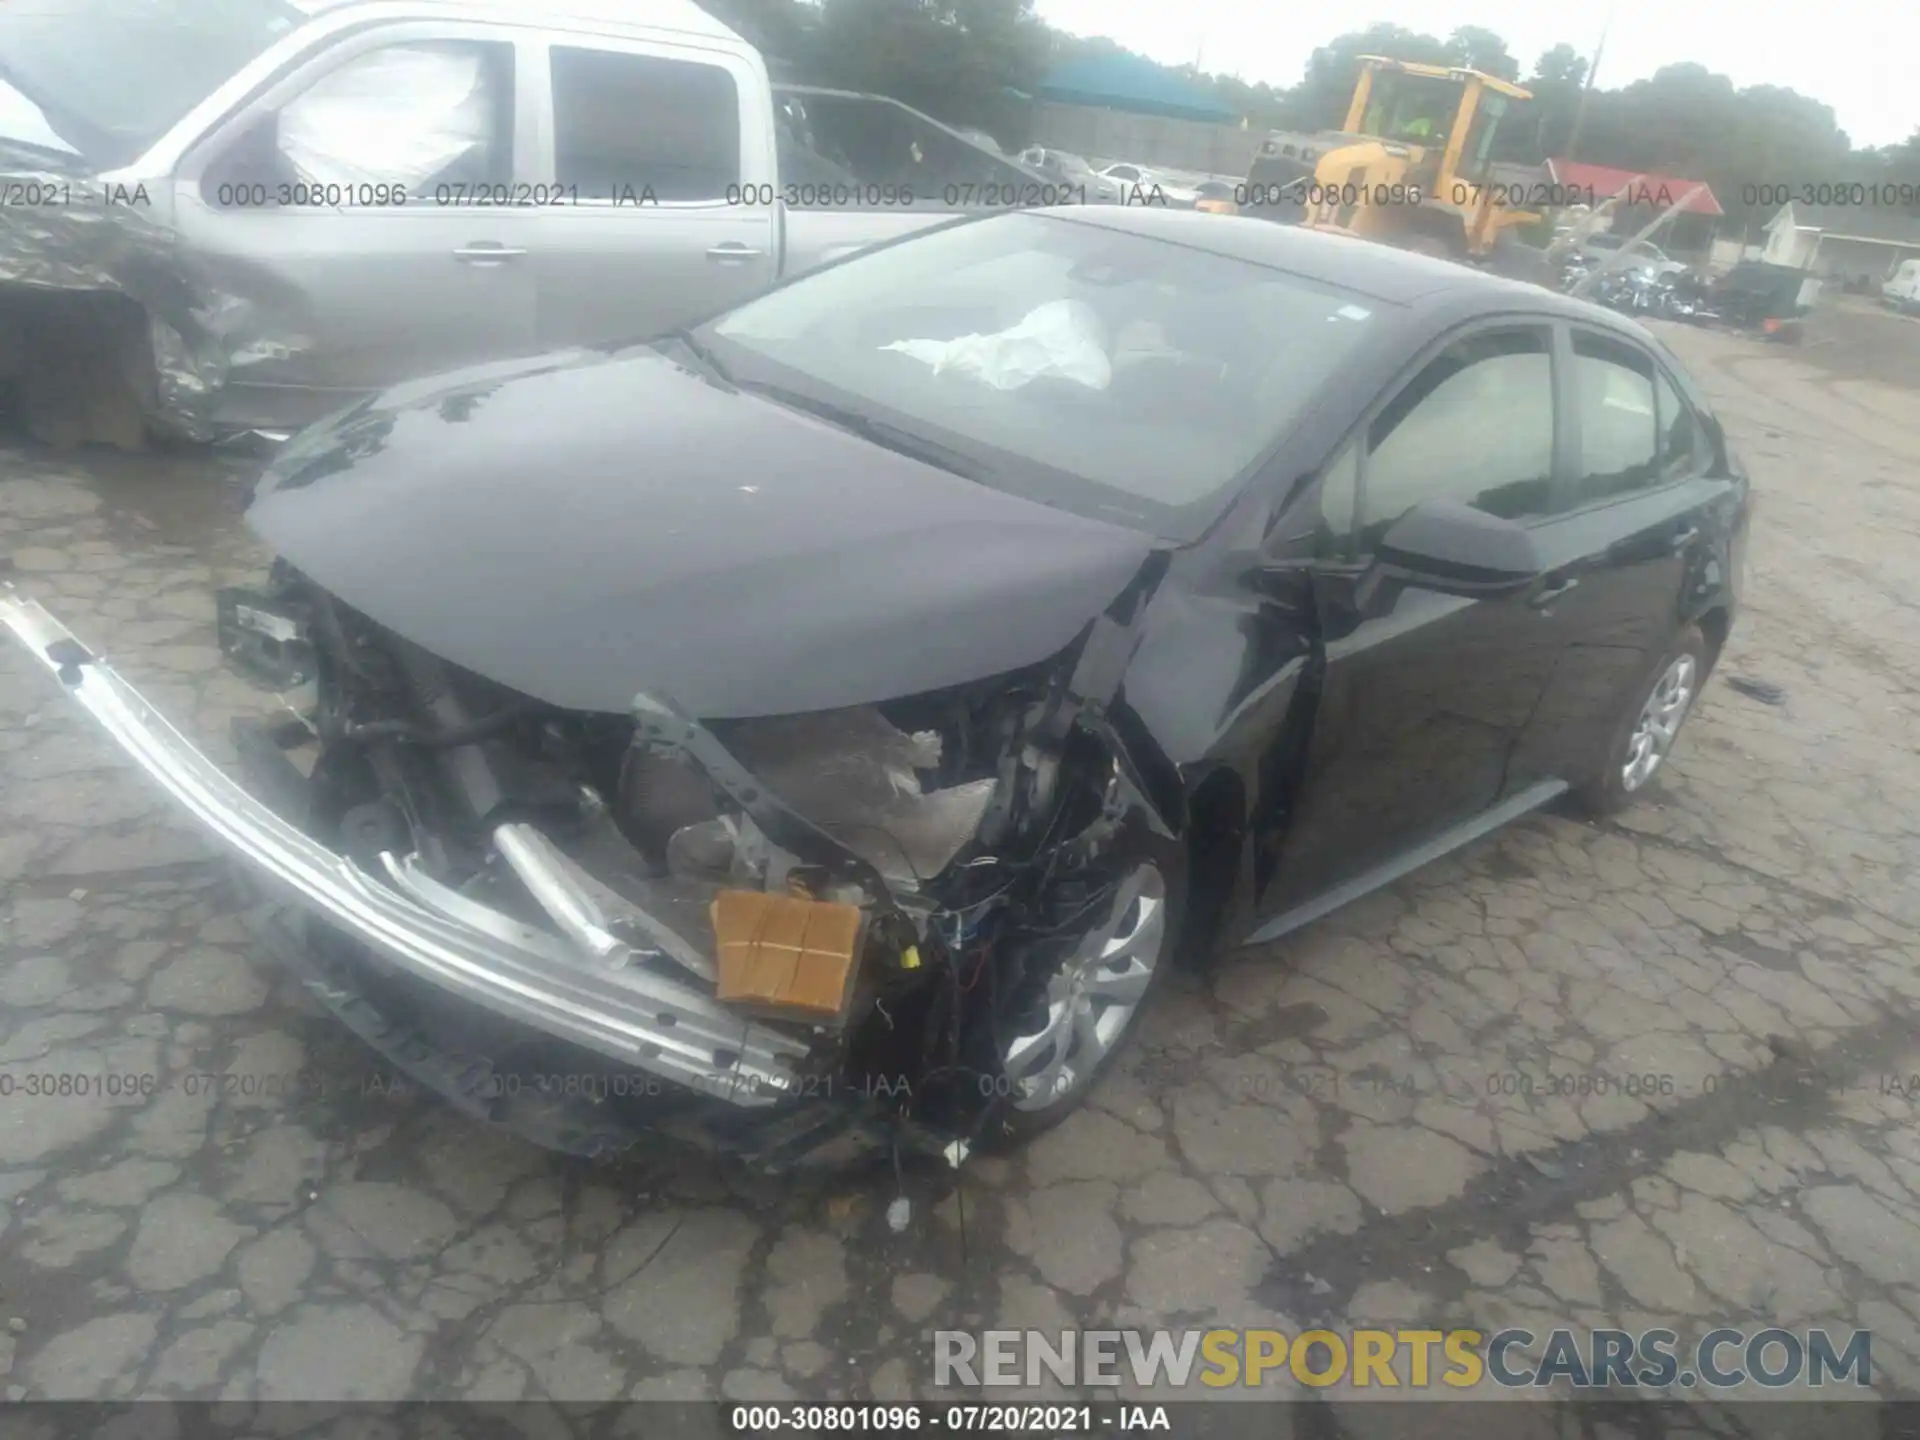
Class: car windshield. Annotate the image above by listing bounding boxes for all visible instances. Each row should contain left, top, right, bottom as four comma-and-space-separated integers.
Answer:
0, 0, 305, 167
698, 212, 1384, 540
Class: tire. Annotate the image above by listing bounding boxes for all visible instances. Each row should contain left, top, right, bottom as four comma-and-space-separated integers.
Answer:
1572, 624, 1709, 817
979, 826, 1186, 1151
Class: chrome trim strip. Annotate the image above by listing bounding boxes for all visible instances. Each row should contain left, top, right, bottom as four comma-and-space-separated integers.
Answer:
0, 585, 806, 1107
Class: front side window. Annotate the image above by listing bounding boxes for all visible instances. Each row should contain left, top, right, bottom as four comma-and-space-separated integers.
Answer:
1571, 331, 1659, 504
1454, 92, 1507, 183
1655, 369, 1703, 477
551, 46, 739, 200
204, 40, 513, 203
1358, 327, 1555, 547
700, 212, 1384, 539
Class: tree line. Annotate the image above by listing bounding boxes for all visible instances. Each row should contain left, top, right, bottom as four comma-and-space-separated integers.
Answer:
702, 0, 1919, 232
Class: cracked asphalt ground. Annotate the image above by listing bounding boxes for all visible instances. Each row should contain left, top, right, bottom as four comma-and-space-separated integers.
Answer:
0, 313, 1917, 1410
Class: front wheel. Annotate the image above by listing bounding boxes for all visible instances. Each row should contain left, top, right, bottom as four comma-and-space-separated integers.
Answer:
982, 836, 1185, 1149
1572, 625, 1708, 817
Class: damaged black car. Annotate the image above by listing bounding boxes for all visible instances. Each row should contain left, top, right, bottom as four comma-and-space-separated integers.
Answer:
1, 206, 1748, 1169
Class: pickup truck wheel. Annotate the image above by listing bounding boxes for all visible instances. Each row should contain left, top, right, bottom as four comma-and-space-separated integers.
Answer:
982, 834, 1185, 1149
1572, 625, 1708, 817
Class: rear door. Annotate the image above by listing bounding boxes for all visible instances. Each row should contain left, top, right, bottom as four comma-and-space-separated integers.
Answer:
525, 37, 777, 349
1507, 323, 1735, 786
173, 24, 539, 430
1259, 319, 1568, 912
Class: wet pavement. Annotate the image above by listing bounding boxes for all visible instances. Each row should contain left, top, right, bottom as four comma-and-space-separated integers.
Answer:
0, 321, 1917, 1405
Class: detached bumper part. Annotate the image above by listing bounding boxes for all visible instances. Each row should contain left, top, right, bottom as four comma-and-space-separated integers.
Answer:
0, 586, 807, 1108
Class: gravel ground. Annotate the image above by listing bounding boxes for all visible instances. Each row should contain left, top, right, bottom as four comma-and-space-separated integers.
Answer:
0, 315, 1916, 1408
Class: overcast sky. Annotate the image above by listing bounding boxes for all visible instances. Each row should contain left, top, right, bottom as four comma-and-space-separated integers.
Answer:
1031, 0, 1918, 148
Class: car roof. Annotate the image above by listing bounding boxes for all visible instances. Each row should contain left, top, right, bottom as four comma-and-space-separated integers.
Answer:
1029, 206, 1660, 336
1040, 206, 1519, 301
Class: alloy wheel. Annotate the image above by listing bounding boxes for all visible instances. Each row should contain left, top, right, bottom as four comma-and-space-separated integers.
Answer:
1000, 862, 1166, 1113
1621, 653, 1697, 792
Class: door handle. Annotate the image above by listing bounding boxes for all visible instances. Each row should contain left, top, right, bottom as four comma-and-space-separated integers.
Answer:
1669, 526, 1701, 553
452, 244, 527, 262
706, 243, 766, 263
1529, 576, 1579, 609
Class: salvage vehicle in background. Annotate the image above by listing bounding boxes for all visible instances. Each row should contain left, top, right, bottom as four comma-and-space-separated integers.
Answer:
1578, 232, 1690, 279
1191, 180, 1239, 215
0, 0, 1061, 440
1712, 261, 1823, 342
2, 208, 1749, 1168
1021, 147, 1125, 206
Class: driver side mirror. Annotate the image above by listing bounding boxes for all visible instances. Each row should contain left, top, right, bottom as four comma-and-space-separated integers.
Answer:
1368, 499, 1543, 600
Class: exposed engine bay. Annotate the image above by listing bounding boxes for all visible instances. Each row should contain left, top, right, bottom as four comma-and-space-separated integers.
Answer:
219, 556, 1169, 1159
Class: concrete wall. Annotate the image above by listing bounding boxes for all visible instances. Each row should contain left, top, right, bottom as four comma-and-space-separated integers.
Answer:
1030, 101, 1259, 179
1812, 235, 1919, 283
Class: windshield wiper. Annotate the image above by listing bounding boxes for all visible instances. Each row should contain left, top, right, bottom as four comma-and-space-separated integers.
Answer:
664, 329, 737, 389
735, 380, 988, 481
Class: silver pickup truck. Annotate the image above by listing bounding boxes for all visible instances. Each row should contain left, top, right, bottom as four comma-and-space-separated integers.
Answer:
0, 0, 1066, 439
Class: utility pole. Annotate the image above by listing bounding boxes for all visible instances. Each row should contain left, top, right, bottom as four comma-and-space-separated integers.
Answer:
1563, 2, 1615, 164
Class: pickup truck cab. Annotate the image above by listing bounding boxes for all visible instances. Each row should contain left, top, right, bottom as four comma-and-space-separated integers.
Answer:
0, 0, 1054, 435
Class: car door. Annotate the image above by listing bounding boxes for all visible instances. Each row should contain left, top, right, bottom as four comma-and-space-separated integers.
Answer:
525, 38, 777, 349
172, 24, 539, 432
1508, 325, 1735, 786
1259, 320, 1569, 913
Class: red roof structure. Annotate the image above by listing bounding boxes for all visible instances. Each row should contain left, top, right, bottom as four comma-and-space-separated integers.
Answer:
1547, 159, 1725, 218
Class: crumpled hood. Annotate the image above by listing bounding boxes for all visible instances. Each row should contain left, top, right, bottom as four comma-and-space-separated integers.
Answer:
248, 345, 1157, 717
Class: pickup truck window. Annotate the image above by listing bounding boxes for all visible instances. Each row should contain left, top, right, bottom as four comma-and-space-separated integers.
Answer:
787, 91, 1032, 198
701, 212, 1380, 540
550, 46, 739, 201
204, 41, 513, 202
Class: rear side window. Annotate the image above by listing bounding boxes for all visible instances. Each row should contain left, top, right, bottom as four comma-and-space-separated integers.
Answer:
1654, 369, 1703, 477
1358, 327, 1555, 546
551, 47, 739, 200
1571, 331, 1659, 504
780, 92, 1025, 199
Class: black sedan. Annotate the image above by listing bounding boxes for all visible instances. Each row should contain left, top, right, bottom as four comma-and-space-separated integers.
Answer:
1, 206, 1748, 1165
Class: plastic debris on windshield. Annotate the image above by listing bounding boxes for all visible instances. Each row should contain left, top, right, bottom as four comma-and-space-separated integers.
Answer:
882, 300, 1113, 391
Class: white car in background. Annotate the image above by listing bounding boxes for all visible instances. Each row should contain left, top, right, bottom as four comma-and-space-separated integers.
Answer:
1093, 160, 1198, 207
1882, 257, 1920, 314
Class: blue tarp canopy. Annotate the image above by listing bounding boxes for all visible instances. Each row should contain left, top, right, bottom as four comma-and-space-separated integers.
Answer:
1037, 53, 1239, 123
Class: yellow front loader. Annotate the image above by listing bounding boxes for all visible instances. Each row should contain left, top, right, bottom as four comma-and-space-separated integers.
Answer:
1243, 57, 1547, 273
